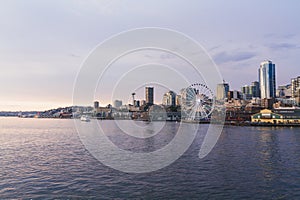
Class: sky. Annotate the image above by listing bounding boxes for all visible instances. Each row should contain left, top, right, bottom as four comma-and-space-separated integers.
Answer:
0, 0, 300, 111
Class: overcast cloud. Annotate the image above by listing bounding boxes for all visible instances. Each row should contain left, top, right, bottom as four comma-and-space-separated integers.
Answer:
0, 0, 300, 110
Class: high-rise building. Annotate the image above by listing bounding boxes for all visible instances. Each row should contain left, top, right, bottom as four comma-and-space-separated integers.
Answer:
134, 100, 140, 107
145, 87, 154, 105
241, 85, 252, 100
291, 76, 300, 98
296, 88, 300, 106
233, 90, 241, 100
251, 81, 260, 98
228, 90, 241, 100
259, 60, 276, 99
175, 94, 182, 106
162, 91, 176, 106
276, 84, 292, 98
216, 83, 229, 100
94, 101, 99, 109
113, 100, 122, 108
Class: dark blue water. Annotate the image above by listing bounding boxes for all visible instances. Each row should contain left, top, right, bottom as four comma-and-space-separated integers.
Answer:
0, 117, 300, 199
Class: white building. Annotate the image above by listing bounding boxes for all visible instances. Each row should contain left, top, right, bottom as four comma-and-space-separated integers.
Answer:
216, 83, 229, 100
162, 91, 177, 106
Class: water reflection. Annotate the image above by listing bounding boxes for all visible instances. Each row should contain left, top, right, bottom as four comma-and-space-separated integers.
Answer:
0, 118, 300, 199
258, 131, 281, 181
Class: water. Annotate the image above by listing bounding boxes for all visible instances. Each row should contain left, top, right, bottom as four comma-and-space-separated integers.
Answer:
0, 117, 300, 199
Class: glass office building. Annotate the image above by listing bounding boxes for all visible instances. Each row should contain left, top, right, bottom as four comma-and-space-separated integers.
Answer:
259, 60, 276, 99
145, 87, 154, 105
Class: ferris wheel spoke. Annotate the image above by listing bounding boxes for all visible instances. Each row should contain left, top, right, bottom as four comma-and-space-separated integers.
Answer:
189, 109, 196, 120
203, 107, 211, 115
181, 83, 215, 120
186, 91, 195, 99
200, 107, 208, 118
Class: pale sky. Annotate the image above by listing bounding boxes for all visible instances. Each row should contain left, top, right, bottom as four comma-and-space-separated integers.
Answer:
1, 0, 300, 111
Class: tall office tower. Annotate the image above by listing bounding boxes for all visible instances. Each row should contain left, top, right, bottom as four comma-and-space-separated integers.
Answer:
291, 76, 300, 98
133, 100, 140, 107
241, 85, 251, 94
251, 81, 260, 98
259, 60, 276, 99
94, 101, 99, 109
145, 87, 154, 105
241, 85, 252, 100
175, 94, 182, 106
162, 91, 177, 106
216, 82, 229, 100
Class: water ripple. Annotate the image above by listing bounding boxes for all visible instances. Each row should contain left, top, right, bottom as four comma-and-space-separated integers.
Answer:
0, 118, 300, 199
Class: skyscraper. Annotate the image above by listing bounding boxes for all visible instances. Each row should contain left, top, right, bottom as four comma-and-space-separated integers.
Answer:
216, 83, 229, 100
94, 101, 99, 109
259, 60, 276, 99
291, 76, 300, 98
240, 81, 260, 100
162, 91, 176, 106
145, 87, 154, 105
251, 81, 260, 98
241, 85, 252, 100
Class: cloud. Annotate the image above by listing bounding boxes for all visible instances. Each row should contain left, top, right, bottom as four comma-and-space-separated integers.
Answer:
208, 45, 222, 52
213, 51, 256, 64
264, 33, 296, 39
266, 43, 299, 50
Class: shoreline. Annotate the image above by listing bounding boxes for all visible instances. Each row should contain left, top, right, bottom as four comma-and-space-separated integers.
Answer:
3, 116, 300, 127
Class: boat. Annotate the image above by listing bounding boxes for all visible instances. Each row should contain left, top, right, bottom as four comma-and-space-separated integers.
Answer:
80, 115, 91, 122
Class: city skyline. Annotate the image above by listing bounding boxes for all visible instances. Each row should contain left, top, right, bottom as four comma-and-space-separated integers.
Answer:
2, 57, 299, 111
1, 1, 300, 111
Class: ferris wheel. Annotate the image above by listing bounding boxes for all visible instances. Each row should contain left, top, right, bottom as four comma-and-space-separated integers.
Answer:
181, 83, 215, 120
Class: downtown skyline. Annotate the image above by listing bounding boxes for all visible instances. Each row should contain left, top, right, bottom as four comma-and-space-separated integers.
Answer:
1, 0, 300, 111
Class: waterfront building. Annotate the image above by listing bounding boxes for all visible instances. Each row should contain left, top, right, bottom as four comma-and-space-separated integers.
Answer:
291, 76, 300, 98
113, 100, 122, 108
162, 91, 176, 106
94, 106, 113, 119
145, 87, 154, 105
251, 109, 283, 124
148, 105, 167, 121
216, 82, 229, 100
259, 60, 276, 99
251, 108, 300, 124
